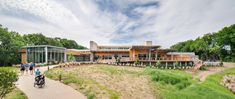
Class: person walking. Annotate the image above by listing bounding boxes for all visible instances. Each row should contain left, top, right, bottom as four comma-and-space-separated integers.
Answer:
29, 62, 36, 75
24, 63, 29, 75
20, 63, 25, 75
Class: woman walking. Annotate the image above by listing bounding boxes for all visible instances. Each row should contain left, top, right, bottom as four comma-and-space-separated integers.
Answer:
24, 63, 29, 75
20, 63, 25, 75
29, 62, 36, 75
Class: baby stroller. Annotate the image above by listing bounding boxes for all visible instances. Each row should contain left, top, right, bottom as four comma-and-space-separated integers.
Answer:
34, 75, 45, 88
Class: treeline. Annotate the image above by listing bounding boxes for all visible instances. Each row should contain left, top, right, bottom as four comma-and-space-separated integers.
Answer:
171, 24, 235, 62
0, 25, 86, 66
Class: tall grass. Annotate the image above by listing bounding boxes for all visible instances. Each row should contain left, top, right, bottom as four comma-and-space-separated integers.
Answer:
145, 67, 192, 89
45, 65, 235, 99
145, 67, 235, 99
45, 68, 119, 99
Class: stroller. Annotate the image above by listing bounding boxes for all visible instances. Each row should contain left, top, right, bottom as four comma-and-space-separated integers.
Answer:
34, 75, 45, 88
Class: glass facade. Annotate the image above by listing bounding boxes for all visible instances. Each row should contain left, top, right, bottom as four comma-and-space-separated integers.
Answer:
75, 55, 90, 62
26, 46, 66, 64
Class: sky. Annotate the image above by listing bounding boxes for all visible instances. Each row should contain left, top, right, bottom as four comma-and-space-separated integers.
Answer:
0, 0, 235, 48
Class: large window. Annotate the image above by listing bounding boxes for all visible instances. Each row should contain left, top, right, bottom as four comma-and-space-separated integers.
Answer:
75, 55, 90, 62
27, 47, 45, 63
26, 46, 65, 64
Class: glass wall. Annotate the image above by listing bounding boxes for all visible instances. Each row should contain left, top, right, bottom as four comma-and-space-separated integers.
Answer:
47, 47, 65, 64
26, 46, 65, 64
75, 55, 90, 62
27, 47, 45, 63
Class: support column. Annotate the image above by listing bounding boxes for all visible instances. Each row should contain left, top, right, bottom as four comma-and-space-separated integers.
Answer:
156, 52, 158, 60
45, 47, 48, 64
180, 62, 182, 69
25, 48, 28, 63
64, 50, 67, 62
149, 49, 151, 66
166, 62, 168, 69
90, 52, 94, 62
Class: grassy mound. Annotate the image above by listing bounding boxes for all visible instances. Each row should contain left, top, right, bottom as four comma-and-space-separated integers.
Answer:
145, 67, 235, 99
45, 64, 235, 99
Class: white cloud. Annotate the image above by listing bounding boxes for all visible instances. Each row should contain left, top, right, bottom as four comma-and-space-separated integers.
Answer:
0, 0, 235, 48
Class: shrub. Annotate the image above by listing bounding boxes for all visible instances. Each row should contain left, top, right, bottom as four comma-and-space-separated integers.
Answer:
199, 65, 207, 71
87, 91, 95, 99
0, 68, 18, 98
146, 68, 192, 89
156, 61, 161, 68
134, 59, 140, 66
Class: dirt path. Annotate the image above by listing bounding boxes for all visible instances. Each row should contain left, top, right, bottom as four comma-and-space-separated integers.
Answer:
16, 65, 86, 99
189, 62, 235, 81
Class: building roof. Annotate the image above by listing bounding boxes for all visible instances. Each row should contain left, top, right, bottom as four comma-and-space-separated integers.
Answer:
93, 50, 129, 52
130, 45, 161, 49
157, 49, 176, 52
22, 45, 66, 49
66, 49, 90, 52
167, 52, 195, 56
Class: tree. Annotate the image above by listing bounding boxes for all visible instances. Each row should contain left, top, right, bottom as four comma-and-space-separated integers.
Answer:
0, 68, 18, 98
171, 24, 235, 62
0, 25, 86, 66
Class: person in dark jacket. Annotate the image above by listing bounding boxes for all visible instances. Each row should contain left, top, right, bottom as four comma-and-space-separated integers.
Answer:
29, 62, 36, 75
20, 63, 25, 75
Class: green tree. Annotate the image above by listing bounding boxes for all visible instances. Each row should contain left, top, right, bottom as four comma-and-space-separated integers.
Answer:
0, 68, 18, 99
171, 24, 235, 62
0, 25, 86, 66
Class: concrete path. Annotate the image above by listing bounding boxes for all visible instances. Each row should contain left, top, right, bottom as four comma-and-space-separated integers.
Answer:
16, 65, 86, 99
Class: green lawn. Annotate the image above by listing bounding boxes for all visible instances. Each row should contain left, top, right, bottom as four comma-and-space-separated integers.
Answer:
45, 64, 235, 99
5, 87, 28, 99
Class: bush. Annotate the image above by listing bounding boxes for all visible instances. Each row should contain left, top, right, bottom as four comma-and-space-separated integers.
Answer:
134, 59, 140, 66
156, 61, 161, 68
0, 67, 18, 98
199, 65, 207, 71
146, 68, 191, 89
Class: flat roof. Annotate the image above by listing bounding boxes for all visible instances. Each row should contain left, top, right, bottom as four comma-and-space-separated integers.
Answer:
22, 45, 66, 49
167, 52, 195, 56
130, 45, 161, 49
99, 45, 131, 48
66, 49, 90, 52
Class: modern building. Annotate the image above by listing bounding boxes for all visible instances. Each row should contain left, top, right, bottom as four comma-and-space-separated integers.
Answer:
20, 41, 198, 66
20, 45, 66, 64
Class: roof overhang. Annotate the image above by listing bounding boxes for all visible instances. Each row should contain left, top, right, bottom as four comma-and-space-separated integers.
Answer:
130, 45, 160, 50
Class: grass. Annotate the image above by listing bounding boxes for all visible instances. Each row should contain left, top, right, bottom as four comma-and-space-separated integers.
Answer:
45, 64, 235, 99
5, 87, 28, 99
145, 67, 235, 99
45, 67, 120, 99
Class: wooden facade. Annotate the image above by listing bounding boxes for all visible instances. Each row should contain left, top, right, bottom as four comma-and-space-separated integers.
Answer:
20, 41, 198, 66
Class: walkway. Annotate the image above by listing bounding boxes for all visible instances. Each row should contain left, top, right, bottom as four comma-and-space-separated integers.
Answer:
16, 65, 86, 99
190, 62, 235, 81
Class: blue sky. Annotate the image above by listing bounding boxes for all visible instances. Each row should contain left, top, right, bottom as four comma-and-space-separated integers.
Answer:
0, 0, 235, 48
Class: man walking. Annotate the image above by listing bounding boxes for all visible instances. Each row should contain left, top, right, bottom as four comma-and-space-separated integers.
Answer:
29, 62, 36, 75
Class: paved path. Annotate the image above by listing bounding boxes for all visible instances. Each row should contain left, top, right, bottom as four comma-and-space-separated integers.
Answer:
16, 65, 86, 99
